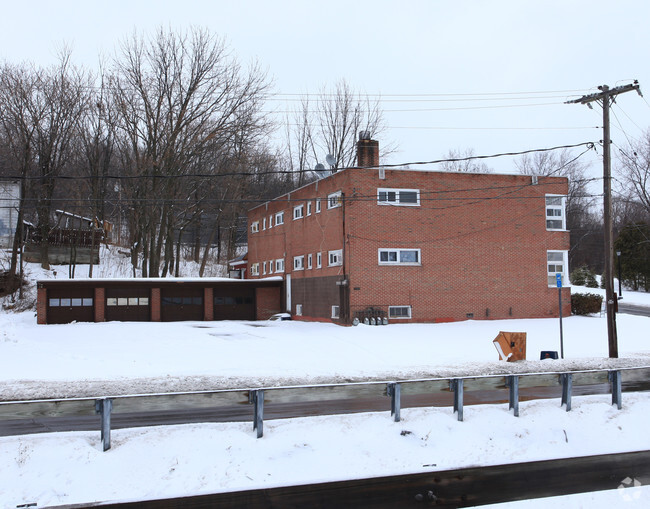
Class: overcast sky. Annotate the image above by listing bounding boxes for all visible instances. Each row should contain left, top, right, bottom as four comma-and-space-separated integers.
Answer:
2, 0, 649, 174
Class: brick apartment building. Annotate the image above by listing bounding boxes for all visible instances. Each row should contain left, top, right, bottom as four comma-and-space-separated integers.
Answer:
246, 135, 571, 324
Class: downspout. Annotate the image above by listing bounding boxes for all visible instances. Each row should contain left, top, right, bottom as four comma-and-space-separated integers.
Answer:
341, 192, 349, 322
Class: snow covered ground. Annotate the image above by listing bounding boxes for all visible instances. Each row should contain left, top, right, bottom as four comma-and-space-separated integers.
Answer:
1, 253, 649, 507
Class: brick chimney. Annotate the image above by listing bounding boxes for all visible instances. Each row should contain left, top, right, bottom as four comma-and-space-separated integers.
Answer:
356, 131, 379, 167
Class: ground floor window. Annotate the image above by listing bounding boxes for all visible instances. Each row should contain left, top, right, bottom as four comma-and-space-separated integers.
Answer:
162, 296, 203, 306
331, 305, 340, 319
107, 297, 149, 306
49, 297, 93, 307
389, 305, 412, 319
547, 250, 569, 287
296, 304, 303, 316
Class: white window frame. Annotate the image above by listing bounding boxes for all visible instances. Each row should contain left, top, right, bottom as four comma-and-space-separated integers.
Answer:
316, 252, 322, 269
275, 211, 284, 225
307, 253, 313, 269
315, 199, 321, 213
378, 248, 421, 266
307, 201, 312, 216
251, 221, 259, 234
331, 305, 340, 319
262, 261, 267, 275
327, 191, 342, 209
293, 255, 305, 271
251, 263, 259, 276
389, 305, 412, 319
268, 215, 273, 228
270, 260, 274, 273
328, 249, 343, 267
545, 195, 566, 231
377, 188, 420, 206
295, 304, 303, 316
293, 204, 304, 220
275, 258, 285, 273
547, 250, 569, 287
262, 217, 266, 230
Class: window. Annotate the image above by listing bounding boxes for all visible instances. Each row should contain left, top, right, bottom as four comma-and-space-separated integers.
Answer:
546, 195, 566, 230
293, 204, 304, 220
377, 188, 420, 206
293, 255, 305, 271
276, 258, 285, 273
331, 305, 340, 319
296, 304, 303, 316
263, 261, 267, 275
378, 248, 421, 265
317, 252, 322, 268
251, 263, 259, 276
307, 253, 313, 269
547, 250, 569, 287
328, 249, 342, 266
251, 221, 259, 233
307, 201, 312, 216
268, 215, 273, 228
270, 260, 275, 273
328, 191, 342, 209
275, 211, 284, 225
262, 217, 266, 230
316, 199, 321, 213
389, 306, 412, 319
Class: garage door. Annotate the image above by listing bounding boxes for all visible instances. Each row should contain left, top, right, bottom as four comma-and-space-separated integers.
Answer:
46, 288, 94, 324
161, 287, 204, 321
105, 288, 151, 322
213, 287, 255, 320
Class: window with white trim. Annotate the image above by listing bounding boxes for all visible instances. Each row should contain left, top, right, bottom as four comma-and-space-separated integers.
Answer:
316, 252, 322, 268
547, 250, 569, 287
293, 204, 304, 220
389, 306, 412, 319
377, 188, 420, 206
262, 217, 266, 230
275, 258, 285, 273
251, 221, 259, 233
307, 201, 312, 216
296, 304, 302, 316
327, 191, 342, 209
328, 249, 342, 266
331, 305, 340, 319
275, 211, 284, 225
262, 261, 267, 275
268, 215, 273, 228
270, 260, 274, 273
293, 255, 305, 271
545, 195, 566, 230
307, 253, 313, 269
378, 248, 421, 265
251, 263, 259, 276
315, 199, 321, 213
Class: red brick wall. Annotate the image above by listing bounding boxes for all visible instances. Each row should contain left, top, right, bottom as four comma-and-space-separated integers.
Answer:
204, 287, 214, 321
151, 288, 161, 322
247, 168, 571, 323
255, 286, 282, 319
37, 286, 47, 324
94, 287, 105, 322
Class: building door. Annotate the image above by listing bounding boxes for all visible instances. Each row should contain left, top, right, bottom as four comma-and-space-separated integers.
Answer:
160, 287, 204, 321
46, 288, 95, 324
105, 288, 151, 321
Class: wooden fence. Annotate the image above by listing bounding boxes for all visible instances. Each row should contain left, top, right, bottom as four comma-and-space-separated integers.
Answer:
1, 366, 649, 451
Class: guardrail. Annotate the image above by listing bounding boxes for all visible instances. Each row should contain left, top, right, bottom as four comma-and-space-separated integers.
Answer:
2, 366, 650, 451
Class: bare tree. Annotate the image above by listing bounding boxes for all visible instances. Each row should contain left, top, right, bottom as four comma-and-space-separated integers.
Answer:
110, 26, 271, 277
439, 148, 492, 173
286, 79, 394, 179
617, 129, 650, 216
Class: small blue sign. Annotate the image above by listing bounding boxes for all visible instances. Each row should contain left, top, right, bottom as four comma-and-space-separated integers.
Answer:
556, 273, 563, 288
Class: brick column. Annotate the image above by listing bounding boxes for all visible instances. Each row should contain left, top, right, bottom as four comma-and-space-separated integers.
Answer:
204, 287, 214, 321
37, 286, 47, 324
151, 287, 161, 322
94, 287, 105, 322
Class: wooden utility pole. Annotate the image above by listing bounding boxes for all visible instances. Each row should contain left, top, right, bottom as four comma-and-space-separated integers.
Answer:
566, 82, 642, 358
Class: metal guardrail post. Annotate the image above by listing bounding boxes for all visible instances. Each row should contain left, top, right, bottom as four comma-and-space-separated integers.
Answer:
94, 398, 113, 451
609, 370, 622, 409
506, 375, 519, 417
560, 373, 573, 411
249, 389, 264, 438
450, 379, 464, 421
387, 383, 401, 422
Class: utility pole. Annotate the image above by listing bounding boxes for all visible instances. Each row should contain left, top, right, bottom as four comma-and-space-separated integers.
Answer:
566, 82, 642, 358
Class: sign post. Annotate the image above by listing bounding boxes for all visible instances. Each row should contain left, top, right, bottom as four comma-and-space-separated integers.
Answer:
556, 273, 564, 359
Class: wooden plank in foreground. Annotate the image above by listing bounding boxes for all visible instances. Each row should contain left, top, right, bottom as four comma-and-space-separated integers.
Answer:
49, 450, 650, 509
